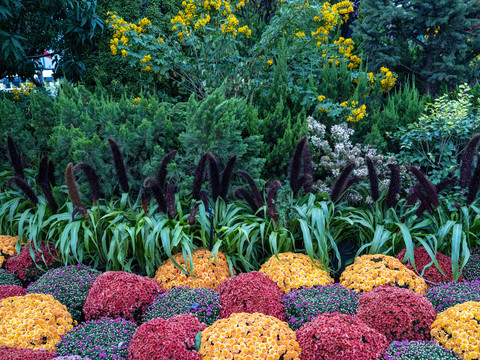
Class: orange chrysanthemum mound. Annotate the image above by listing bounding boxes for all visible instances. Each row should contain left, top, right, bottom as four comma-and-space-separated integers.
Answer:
199, 312, 301, 359
0, 293, 74, 351
0, 235, 20, 267
259, 252, 333, 293
340, 254, 428, 294
154, 248, 232, 290
431, 301, 480, 360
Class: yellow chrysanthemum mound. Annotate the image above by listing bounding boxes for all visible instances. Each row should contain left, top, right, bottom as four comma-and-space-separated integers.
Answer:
199, 312, 301, 359
259, 252, 333, 293
431, 301, 480, 360
0, 235, 20, 267
0, 293, 74, 351
340, 254, 428, 294
154, 248, 232, 290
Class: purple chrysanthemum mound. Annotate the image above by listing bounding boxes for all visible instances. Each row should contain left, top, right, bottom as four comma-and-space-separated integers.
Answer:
0, 346, 56, 360
282, 283, 359, 330
357, 285, 436, 342
397, 247, 461, 284
464, 250, 480, 281
83, 271, 164, 324
0, 285, 26, 300
5, 243, 59, 284
27, 264, 100, 321
0, 269, 22, 286
142, 286, 220, 325
52, 357, 91, 360
55, 317, 137, 360
385, 340, 462, 359
296, 312, 388, 360
217, 271, 286, 321
426, 280, 480, 312
128, 314, 206, 360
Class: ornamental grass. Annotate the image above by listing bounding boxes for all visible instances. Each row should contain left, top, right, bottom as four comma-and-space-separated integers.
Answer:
154, 248, 232, 291
258, 252, 333, 293
396, 247, 461, 284
0, 285, 26, 300
0, 293, 74, 351
282, 284, 359, 330
199, 312, 301, 359
296, 312, 389, 360
340, 254, 428, 294
218, 271, 286, 321
83, 271, 163, 325
0, 269, 21, 286
27, 265, 100, 321
142, 286, 220, 325
427, 281, 480, 312
0, 345, 56, 360
5, 243, 60, 284
356, 285, 436, 342
128, 314, 206, 360
55, 317, 137, 360
385, 340, 463, 360
431, 301, 480, 360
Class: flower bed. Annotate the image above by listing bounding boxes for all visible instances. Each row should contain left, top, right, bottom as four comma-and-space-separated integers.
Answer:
385, 340, 463, 360
356, 285, 436, 342
340, 254, 428, 294
142, 286, 220, 325
259, 252, 333, 292
27, 265, 100, 321
154, 248, 231, 290
0, 269, 21, 286
0, 235, 20, 268
128, 314, 206, 360
0, 284, 26, 300
218, 271, 286, 321
282, 284, 359, 330
296, 312, 389, 360
426, 280, 480, 312
83, 271, 163, 324
0, 346, 56, 360
464, 251, 480, 281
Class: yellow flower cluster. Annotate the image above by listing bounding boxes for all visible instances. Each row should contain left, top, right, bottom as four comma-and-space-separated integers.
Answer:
107, 12, 151, 56
333, 37, 361, 69
311, 1, 353, 45
380, 66, 397, 92
199, 312, 301, 359
11, 82, 35, 100
171, 0, 251, 39
340, 254, 428, 294
431, 301, 480, 360
259, 252, 333, 293
0, 293, 74, 351
131, 97, 141, 107
346, 101, 367, 122
154, 248, 232, 290
0, 235, 20, 267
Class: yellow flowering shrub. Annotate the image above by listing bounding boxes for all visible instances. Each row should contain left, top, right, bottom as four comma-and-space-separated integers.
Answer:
340, 254, 428, 294
10, 82, 35, 100
380, 66, 397, 92
259, 252, 333, 293
154, 248, 232, 290
431, 301, 480, 360
199, 312, 301, 359
0, 235, 20, 267
0, 293, 74, 351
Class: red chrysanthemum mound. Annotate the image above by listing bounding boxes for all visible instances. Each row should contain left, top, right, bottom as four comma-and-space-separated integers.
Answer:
83, 271, 164, 324
0, 346, 56, 360
217, 271, 286, 321
296, 312, 388, 360
127, 314, 206, 360
356, 285, 436, 342
397, 247, 462, 284
0, 285, 26, 300
5, 243, 59, 284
